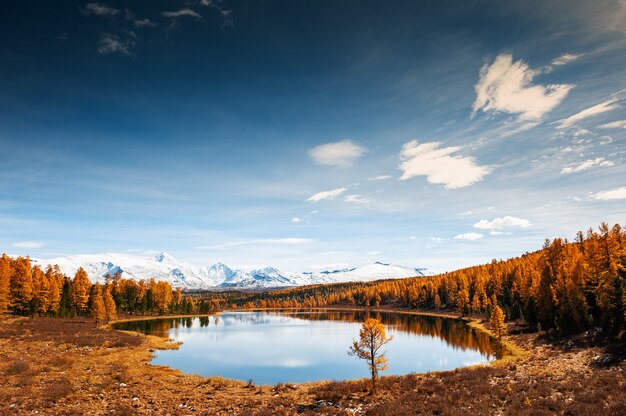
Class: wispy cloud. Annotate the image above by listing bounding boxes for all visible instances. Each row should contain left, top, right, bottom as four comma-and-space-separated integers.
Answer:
560, 157, 614, 174
368, 175, 391, 181
291, 217, 301, 223
591, 187, 626, 200
599, 119, 626, 129
308, 140, 367, 168
81, 2, 233, 56
97, 32, 136, 55
133, 18, 156, 28
473, 216, 531, 230
197, 238, 313, 250
500, 122, 541, 137
306, 187, 347, 202
454, 233, 483, 241
162, 9, 203, 19
198, 0, 233, 27
12, 241, 44, 249
399, 141, 490, 189
551, 53, 584, 66
556, 97, 620, 129
472, 53, 573, 121
344, 194, 371, 204
81, 3, 120, 17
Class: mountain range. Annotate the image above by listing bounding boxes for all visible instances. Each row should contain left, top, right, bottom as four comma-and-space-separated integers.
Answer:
31, 252, 432, 289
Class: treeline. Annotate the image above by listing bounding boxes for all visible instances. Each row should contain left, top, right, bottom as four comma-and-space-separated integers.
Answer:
0, 256, 219, 320
216, 223, 625, 335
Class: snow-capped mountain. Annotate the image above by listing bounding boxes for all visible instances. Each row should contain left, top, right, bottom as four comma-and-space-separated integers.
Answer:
31, 252, 432, 289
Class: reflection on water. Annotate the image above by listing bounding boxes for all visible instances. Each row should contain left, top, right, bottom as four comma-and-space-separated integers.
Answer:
114, 310, 498, 385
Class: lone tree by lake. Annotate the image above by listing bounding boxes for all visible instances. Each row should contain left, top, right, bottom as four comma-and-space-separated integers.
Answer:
348, 318, 393, 393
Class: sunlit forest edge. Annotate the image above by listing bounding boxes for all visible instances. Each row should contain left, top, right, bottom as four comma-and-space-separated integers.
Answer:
1, 223, 624, 337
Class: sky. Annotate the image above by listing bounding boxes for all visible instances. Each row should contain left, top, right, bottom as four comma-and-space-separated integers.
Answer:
1, 0, 625, 273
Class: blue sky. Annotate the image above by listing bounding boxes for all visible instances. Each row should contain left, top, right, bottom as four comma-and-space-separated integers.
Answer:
1, 0, 625, 272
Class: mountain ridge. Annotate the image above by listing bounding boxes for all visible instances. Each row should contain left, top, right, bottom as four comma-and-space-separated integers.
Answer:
30, 251, 433, 289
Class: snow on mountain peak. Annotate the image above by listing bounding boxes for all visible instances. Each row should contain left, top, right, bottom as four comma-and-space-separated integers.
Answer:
154, 252, 176, 263
32, 252, 432, 289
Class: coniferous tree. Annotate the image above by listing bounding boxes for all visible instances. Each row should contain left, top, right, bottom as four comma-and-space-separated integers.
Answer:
0, 254, 13, 313
348, 318, 393, 393
70, 268, 91, 316
456, 285, 470, 316
490, 302, 506, 342
31, 266, 51, 316
89, 283, 106, 324
103, 286, 117, 323
45, 266, 62, 316
10, 257, 33, 315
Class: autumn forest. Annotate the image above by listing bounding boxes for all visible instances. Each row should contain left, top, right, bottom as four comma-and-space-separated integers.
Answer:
1, 223, 624, 339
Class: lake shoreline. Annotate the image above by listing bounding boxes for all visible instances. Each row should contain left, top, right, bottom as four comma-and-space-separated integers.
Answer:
112, 308, 499, 384
1, 312, 623, 414
109, 305, 524, 364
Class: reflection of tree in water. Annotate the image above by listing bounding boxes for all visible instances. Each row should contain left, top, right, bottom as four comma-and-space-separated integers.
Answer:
281, 310, 498, 358
115, 310, 499, 359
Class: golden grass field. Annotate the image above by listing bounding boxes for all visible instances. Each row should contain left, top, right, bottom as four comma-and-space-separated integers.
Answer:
1, 311, 624, 415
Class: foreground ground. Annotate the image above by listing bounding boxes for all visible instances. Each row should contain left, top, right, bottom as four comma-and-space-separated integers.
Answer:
0, 314, 624, 415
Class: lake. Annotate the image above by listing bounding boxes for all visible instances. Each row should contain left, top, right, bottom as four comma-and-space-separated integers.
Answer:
114, 310, 497, 385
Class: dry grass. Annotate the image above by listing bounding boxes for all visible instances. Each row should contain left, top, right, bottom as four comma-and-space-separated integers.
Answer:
6, 358, 30, 375
0, 314, 623, 415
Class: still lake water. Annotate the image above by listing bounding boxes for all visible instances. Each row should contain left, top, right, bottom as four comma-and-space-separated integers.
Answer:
114, 310, 496, 385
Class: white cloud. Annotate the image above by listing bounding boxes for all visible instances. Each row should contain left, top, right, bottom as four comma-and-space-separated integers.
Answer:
591, 187, 626, 201
163, 9, 203, 19
500, 122, 541, 137
473, 216, 531, 230
134, 18, 156, 27
551, 53, 584, 66
291, 217, 301, 223
454, 233, 483, 241
560, 158, 614, 174
197, 238, 313, 250
430, 237, 443, 244
81, 3, 120, 16
306, 187, 347, 202
472, 53, 573, 120
368, 175, 392, 181
308, 140, 367, 168
599, 119, 626, 129
489, 230, 508, 236
367, 251, 383, 256
344, 194, 371, 204
556, 97, 620, 129
97, 33, 135, 55
399, 140, 490, 189
409, 236, 417, 240
12, 241, 43, 249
